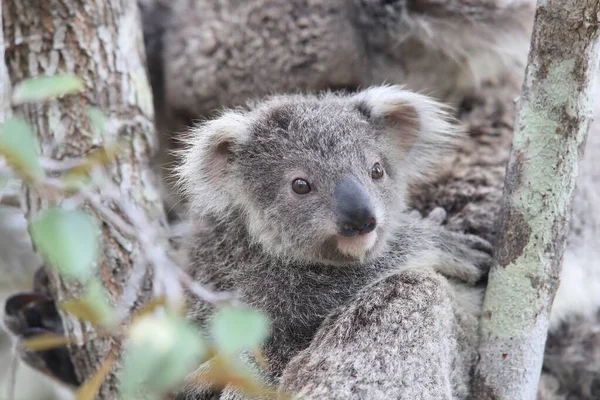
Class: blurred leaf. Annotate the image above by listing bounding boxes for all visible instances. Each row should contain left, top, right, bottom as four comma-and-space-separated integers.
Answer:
0, 117, 44, 182
75, 351, 117, 400
60, 300, 102, 325
12, 74, 84, 104
29, 208, 100, 280
189, 356, 279, 400
86, 106, 107, 138
153, 314, 208, 391
120, 312, 207, 397
253, 349, 268, 370
63, 145, 119, 182
83, 279, 116, 327
21, 332, 74, 351
59, 281, 116, 328
131, 296, 168, 322
210, 306, 270, 356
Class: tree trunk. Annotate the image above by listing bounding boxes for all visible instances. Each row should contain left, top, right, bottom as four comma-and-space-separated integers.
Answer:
3, 0, 165, 397
0, 0, 9, 123
473, 1, 600, 399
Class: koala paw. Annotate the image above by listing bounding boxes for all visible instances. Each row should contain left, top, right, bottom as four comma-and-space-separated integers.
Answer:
407, 207, 448, 226
440, 229, 494, 284
2, 268, 80, 387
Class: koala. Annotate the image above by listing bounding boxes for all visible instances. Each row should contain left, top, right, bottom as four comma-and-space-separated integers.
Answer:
276, 269, 484, 400
173, 85, 494, 398
141, 0, 535, 127
137, 0, 536, 217
2, 86, 493, 399
272, 78, 600, 400
4, 0, 599, 399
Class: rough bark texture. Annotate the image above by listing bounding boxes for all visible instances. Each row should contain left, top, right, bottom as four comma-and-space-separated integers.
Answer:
3, 0, 164, 397
473, 1, 600, 399
0, 0, 9, 123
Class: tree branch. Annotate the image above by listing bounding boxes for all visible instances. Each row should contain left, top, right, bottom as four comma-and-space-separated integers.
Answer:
2, 0, 164, 396
473, 1, 600, 398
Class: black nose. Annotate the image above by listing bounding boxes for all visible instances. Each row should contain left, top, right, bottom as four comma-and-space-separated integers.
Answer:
334, 177, 377, 237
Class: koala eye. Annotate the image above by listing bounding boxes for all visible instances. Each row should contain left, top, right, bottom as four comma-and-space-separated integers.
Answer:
371, 163, 384, 180
292, 178, 311, 194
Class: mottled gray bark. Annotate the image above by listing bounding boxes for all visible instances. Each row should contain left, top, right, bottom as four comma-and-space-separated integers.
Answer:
0, 1, 10, 123
473, 1, 600, 399
3, 0, 164, 397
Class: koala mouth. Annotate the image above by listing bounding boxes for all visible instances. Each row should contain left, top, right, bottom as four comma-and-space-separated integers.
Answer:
336, 230, 378, 259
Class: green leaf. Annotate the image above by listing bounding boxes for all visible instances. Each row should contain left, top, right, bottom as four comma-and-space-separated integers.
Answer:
82, 279, 116, 327
12, 74, 84, 104
210, 306, 271, 356
120, 312, 207, 397
59, 279, 116, 328
75, 352, 117, 400
29, 208, 100, 280
21, 332, 75, 351
0, 117, 44, 181
86, 106, 107, 138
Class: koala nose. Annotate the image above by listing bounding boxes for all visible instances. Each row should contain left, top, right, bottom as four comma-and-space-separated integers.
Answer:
334, 177, 377, 237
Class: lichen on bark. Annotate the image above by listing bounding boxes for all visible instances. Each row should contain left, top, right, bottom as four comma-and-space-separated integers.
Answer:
473, 1, 600, 399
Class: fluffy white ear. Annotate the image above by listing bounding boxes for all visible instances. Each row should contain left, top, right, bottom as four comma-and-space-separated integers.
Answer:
350, 85, 463, 183
174, 110, 251, 216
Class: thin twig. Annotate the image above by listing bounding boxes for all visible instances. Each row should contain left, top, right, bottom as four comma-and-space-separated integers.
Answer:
175, 267, 238, 305
7, 346, 19, 400
82, 191, 137, 237
116, 255, 149, 321
39, 157, 83, 172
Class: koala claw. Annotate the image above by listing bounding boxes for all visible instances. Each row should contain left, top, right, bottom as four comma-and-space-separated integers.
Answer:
425, 207, 448, 225
453, 232, 494, 277
406, 207, 448, 225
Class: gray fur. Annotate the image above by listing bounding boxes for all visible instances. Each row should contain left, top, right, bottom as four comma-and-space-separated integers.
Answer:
145, 0, 534, 122
279, 271, 483, 400
139, 0, 536, 217
175, 86, 493, 398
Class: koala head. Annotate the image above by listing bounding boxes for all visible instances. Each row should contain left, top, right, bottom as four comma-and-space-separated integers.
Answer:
177, 86, 460, 265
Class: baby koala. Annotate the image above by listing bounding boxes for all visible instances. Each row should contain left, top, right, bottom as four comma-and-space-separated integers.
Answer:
175, 85, 492, 398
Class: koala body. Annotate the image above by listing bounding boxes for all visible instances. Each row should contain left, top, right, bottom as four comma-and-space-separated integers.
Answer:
272, 77, 600, 400
175, 86, 493, 398
142, 0, 534, 126
138, 0, 536, 217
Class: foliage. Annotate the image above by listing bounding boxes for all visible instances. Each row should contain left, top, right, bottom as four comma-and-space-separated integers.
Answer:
1, 74, 279, 400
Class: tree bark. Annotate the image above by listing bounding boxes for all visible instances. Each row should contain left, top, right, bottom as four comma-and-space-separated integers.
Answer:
0, 0, 9, 123
3, 0, 164, 397
473, 1, 600, 399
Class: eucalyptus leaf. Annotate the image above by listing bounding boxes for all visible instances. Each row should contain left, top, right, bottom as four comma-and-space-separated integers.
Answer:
210, 306, 271, 356
29, 208, 100, 280
12, 73, 84, 104
83, 278, 116, 327
75, 352, 118, 400
86, 106, 107, 138
120, 312, 207, 397
59, 279, 116, 327
0, 117, 44, 181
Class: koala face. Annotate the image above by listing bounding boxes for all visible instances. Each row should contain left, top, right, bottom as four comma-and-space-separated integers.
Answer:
233, 99, 408, 264
178, 86, 459, 265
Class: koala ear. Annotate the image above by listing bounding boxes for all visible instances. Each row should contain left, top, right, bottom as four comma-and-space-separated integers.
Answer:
351, 85, 462, 182
174, 110, 251, 216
